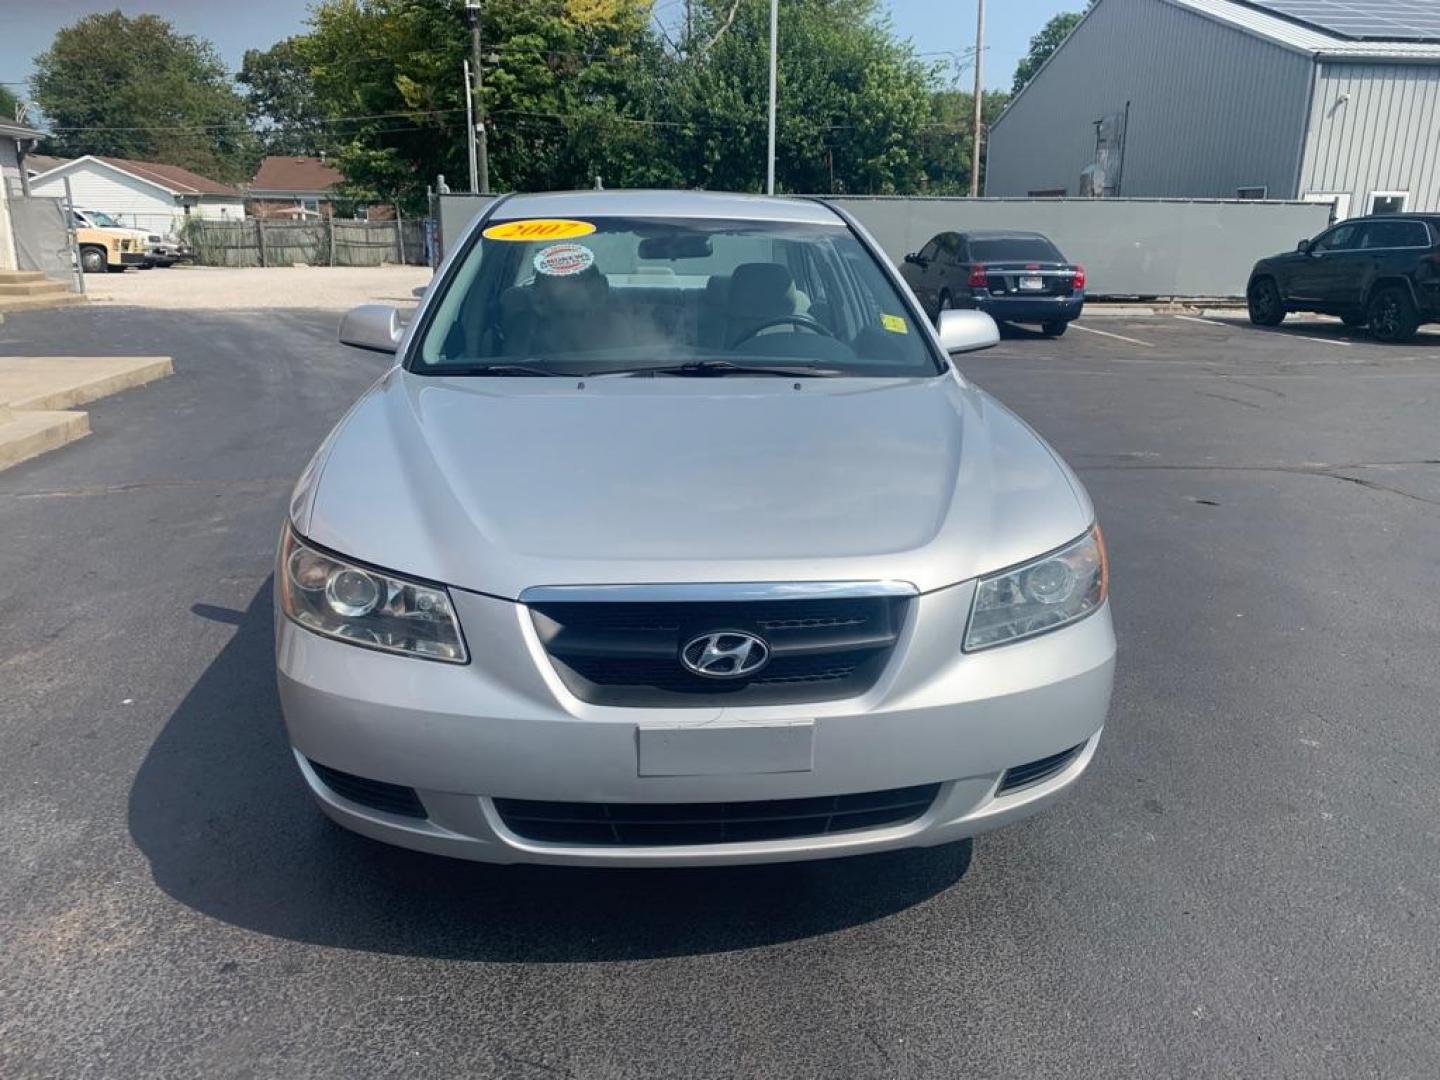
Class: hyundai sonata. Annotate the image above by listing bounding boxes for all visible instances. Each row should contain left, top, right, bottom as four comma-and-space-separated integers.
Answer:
275, 190, 1115, 866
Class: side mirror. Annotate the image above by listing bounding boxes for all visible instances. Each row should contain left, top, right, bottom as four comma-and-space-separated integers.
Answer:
338, 304, 404, 353
937, 309, 1000, 354
904, 252, 924, 266
1297, 238, 1312, 253
411, 283, 428, 299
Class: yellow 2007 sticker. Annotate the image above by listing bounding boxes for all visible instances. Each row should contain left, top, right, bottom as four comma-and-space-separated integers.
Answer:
483, 218, 596, 242
880, 313, 908, 334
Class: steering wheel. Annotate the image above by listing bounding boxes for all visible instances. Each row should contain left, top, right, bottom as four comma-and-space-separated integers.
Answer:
728, 314, 837, 349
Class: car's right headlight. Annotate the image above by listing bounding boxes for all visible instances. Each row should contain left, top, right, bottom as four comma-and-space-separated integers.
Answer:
963, 526, 1108, 651
278, 527, 468, 663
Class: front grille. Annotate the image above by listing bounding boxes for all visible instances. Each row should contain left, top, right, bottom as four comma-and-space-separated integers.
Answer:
528, 595, 909, 706
495, 784, 940, 846
308, 759, 427, 818
997, 743, 1085, 793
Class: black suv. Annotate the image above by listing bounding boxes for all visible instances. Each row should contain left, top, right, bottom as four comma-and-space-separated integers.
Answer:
1247, 214, 1440, 343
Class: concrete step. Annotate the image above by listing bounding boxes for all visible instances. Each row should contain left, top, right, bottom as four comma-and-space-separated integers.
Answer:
0, 409, 90, 470
0, 280, 73, 297
0, 355, 173, 412
0, 271, 49, 285
0, 293, 86, 313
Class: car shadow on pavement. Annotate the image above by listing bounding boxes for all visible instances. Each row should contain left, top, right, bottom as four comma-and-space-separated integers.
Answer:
129, 582, 972, 962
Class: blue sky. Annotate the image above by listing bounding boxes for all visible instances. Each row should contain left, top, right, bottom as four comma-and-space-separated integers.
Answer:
0, 0, 1077, 102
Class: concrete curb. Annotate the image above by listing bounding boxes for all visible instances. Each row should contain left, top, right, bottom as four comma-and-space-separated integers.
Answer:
0, 355, 173, 472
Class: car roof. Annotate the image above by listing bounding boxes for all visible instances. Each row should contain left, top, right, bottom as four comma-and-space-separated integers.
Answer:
494, 189, 843, 225
958, 230, 1054, 240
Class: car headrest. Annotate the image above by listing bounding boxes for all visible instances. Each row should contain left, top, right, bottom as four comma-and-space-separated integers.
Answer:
534, 264, 609, 311
728, 263, 796, 317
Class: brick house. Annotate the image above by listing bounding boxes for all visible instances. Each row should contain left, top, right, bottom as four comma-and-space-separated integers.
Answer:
248, 156, 344, 219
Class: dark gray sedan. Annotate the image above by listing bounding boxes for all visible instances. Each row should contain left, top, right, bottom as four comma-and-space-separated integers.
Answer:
900, 230, 1086, 336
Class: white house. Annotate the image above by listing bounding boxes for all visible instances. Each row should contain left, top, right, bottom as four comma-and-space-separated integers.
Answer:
27, 155, 245, 235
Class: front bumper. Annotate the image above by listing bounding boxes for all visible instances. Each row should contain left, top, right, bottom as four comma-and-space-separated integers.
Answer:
969, 292, 1084, 324
119, 251, 147, 266
276, 582, 1116, 867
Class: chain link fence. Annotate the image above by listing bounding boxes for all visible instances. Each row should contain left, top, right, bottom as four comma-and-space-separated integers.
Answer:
184, 218, 428, 268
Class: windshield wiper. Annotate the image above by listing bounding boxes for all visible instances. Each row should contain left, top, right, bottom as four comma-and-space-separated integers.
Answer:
589, 360, 842, 378
436, 363, 561, 377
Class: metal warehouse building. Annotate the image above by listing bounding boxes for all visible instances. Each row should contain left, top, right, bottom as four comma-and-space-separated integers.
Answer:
984, 0, 1440, 218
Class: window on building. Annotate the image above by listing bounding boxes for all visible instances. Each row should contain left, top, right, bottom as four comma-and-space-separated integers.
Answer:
301, 198, 320, 214
1368, 191, 1408, 215
1236, 186, 1268, 200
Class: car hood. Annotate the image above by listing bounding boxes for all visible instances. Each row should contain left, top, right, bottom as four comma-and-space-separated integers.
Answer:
294, 369, 1092, 599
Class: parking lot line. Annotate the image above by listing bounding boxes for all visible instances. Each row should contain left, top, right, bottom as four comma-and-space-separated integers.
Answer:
1070, 323, 1154, 347
1174, 314, 1231, 328
1263, 329, 1352, 348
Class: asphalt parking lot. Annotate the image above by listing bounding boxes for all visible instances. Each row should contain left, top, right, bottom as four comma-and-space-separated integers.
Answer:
2, 305, 1438, 1079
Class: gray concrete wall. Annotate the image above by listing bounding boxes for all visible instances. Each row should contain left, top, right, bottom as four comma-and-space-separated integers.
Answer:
435, 193, 1331, 298
985, 0, 1314, 201
829, 196, 1331, 297
1300, 62, 1440, 215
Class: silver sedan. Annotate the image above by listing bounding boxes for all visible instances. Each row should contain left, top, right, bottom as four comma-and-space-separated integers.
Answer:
275, 190, 1115, 867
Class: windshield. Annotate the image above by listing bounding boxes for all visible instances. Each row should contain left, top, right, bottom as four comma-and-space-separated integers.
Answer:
970, 237, 1064, 262
84, 210, 120, 228
416, 216, 941, 377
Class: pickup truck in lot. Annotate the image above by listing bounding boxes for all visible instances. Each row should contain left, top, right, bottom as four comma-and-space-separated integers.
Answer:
70, 208, 192, 271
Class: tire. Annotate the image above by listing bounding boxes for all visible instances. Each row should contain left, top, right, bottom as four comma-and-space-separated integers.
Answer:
105, 261, 127, 273
79, 245, 107, 274
1041, 319, 1068, 337
1367, 286, 1419, 344
1247, 277, 1285, 327
1340, 312, 1368, 329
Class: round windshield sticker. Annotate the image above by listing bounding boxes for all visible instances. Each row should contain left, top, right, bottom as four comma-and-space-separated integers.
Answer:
533, 243, 595, 277
483, 218, 596, 242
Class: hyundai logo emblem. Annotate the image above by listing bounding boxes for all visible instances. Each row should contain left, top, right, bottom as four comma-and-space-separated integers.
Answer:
679, 631, 771, 679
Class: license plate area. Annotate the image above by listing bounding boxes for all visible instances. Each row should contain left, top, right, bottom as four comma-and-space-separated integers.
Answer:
1019, 275, 1045, 291
637, 721, 815, 777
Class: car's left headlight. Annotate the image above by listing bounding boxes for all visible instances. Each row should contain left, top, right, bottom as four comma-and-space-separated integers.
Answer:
964, 526, 1108, 651
278, 528, 468, 663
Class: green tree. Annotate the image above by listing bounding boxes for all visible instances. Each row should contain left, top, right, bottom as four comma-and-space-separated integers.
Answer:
300, 0, 666, 208
660, 0, 946, 194
31, 12, 256, 181
239, 38, 332, 156
1011, 9, 1085, 95
0, 86, 21, 124
918, 88, 1009, 195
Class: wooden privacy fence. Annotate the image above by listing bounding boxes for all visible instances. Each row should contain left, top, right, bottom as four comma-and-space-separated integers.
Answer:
186, 217, 428, 268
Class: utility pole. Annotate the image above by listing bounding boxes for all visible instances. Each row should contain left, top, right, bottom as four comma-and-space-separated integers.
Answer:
969, 0, 985, 197
766, 0, 778, 194
463, 60, 478, 194
465, 0, 490, 194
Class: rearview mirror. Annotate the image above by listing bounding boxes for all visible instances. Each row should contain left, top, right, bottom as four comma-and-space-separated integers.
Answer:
637, 234, 712, 260
338, 304, 404, 353
937, 309, 1000, 354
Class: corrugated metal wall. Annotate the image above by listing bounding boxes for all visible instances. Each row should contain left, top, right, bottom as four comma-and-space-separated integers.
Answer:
1299, 63, 1440, 214
985, 0, 1313, 199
